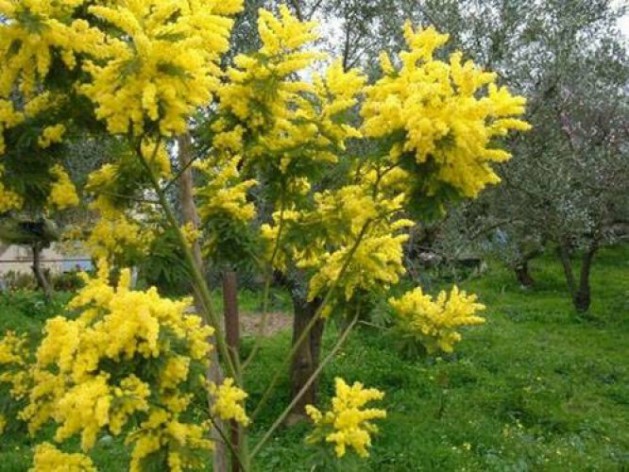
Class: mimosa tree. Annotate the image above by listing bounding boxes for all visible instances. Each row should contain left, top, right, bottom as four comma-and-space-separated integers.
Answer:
0, 1, 529, 470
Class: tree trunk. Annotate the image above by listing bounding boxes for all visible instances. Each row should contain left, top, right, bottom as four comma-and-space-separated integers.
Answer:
558, 243, 577, 297
557, 240, 598, 313
31, 243, 52, 299
574, 243, 598, 313
514, 261, 535, 287
288, 294, 324, 423
177, 134, 228, 472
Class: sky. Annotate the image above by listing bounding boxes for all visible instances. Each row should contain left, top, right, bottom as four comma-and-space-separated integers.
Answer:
613, 0, 629, 37
620, 15, 629, 37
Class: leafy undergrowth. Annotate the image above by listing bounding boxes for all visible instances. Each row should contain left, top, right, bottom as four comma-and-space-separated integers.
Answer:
1, 245, 627, 470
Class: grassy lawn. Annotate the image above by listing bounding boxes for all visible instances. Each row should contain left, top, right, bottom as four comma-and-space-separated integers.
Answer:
1, 245, 627, 470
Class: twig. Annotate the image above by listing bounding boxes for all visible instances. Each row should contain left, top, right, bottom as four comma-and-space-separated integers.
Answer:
249, 315, 359, 459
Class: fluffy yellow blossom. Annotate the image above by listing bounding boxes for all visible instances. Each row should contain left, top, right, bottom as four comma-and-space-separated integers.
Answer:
389, 285, 486, 354
261, 182, 412, 302
218, 5, 320, 128
140, 138, 172, 178
31, 442, 96, 472
19, 370, 66, 435
85, 200, 154, 262
47, 164, 79, 210
0, 165, 23, 212
0, 1, 102, 154
21, 261, 215, 458
0, 331, 27, 366
209, 378, 249, 425
82, 0, 242, 135
83, 141, 172, 262
53, 374, 113, 450
307, 232, 411, 303
127, 408, 213, 472
180, 222, 201, 247
159, 355, 190, 391
306, 378, 386, 458
0, 99, 23, 154
361, 24, 530, 198
215, 6, 362, 190
195, 154, 257, 223
0, 331, 31, 400
109, 375, 151, 435
38, 124, 66, 148
0, 1, 103, 98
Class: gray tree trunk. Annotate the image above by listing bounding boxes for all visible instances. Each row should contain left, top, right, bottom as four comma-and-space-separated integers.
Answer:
177, 134, 228, 472
288, 294, 324, 423
31, 243, 52, 299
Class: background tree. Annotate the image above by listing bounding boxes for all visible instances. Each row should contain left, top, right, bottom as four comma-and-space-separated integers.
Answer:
411, 0, 628, 312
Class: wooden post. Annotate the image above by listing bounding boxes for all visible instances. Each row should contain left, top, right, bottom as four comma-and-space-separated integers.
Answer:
222, 270, 241, 472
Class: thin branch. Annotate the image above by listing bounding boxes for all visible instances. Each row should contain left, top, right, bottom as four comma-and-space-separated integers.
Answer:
250, 219, 372, 421
288, 0, 304, 21
249, 314, 359, 460
242, 191, 287, 371
135, 136, 238, 380
207, 413, 248, 472
98, 190, 160, 205
163, 149, 204, 194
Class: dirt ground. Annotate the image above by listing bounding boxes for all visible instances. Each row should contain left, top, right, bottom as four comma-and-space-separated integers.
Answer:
239, 311, 292, 336
185, 307, 292, 336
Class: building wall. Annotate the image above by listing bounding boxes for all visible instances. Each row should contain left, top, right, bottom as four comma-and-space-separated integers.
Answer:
0, 244, 91, 275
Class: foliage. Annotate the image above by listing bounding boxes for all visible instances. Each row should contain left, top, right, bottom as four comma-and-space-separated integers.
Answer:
0, 271, 38, 292
0, 1, 530, 469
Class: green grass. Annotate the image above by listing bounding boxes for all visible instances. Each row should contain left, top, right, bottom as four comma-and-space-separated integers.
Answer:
1, 245, 627, 470
245, 245, 629, 470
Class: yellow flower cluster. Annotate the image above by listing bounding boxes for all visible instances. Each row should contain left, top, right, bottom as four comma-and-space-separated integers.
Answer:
214, 7, 364, 190
38, 124, 66, 149
389, 285, 486, 354
0, 164, 22, 212
139, 138, 172, 178
19, 261, 215, 468
82, 0, 243, 135
127, 408, 213, 472
195, 155, 257, 223
31, 442, 96, 472
218, 6, 320, 131
82, 140, 172, 261
0, 329, 27, 440
0, 1, 101, 95
0, 331, 31, 402
361, 24, 530, 198
180, 222, 201, 247
262, 182, 413, 303
0, 331, 27, 365
0, 1, 101, 153
47, 164, 79, 210
306, 378, 386, 458
209, 377, 250, 426
84, 196, 154, 263
85, 211, 153, 262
